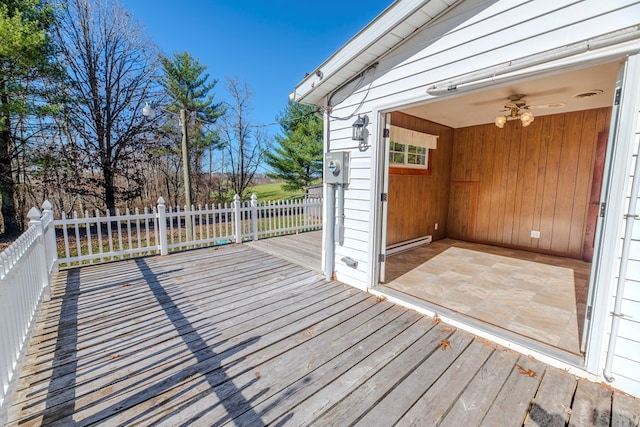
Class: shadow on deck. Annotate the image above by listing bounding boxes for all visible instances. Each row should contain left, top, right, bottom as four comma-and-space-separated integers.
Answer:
4, 235, 640, 426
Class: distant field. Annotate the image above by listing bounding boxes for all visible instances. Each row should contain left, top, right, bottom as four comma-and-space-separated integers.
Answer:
249, 182, 305, 201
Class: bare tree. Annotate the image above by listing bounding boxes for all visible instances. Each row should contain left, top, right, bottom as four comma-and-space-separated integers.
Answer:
54, 0, 161, 214
219, 78, 266, 200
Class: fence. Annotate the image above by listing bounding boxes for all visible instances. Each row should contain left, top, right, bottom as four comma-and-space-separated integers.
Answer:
56, 194, 323, 267
0, 202, 57, 410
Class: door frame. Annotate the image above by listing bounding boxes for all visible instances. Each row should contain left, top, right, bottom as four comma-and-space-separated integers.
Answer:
584, 53, 640, 374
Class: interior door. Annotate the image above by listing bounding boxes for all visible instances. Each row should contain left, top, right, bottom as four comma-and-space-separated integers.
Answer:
583, 131, 609, 262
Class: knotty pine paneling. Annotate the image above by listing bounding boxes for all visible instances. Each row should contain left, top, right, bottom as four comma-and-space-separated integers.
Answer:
449, 107, 611, 258
386, 112, 453, 245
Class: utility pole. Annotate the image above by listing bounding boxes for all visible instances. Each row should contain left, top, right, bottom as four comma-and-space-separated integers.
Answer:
180, 108, 193, 240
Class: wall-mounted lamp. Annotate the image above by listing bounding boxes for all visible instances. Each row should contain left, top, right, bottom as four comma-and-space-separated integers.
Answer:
352, 114, 369, 141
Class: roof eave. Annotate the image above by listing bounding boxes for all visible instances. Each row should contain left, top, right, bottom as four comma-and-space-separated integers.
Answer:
292, 0, 459, 106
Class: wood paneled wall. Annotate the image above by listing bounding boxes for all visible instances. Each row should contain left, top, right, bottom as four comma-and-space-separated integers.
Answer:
448, 107, 612, 258
386, 112, 453, 245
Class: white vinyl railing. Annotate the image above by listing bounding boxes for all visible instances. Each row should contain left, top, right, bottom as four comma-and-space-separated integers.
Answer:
0, 202, 57, 410
55, 194, 322, 267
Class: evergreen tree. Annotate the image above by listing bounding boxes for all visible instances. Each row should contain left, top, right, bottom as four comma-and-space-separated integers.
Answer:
265, 101, 323, 192
160, 51, 225, 204
0, 0, 58, 234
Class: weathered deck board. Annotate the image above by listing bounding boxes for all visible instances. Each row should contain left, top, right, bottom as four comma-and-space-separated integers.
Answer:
612, 391, 640, 426
569, 379, 613, 427
525, 366, 577, 427
439, 346, 521, 427
4, 236, 640, 426
480, 356, 548, 426
247, 230, 322, 272
396, 339, 496, 425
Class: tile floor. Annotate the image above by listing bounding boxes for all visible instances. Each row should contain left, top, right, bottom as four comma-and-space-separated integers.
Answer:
383, 239, 592, 356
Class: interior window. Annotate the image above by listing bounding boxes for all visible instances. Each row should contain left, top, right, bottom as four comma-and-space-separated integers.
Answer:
389, 126, 437, 170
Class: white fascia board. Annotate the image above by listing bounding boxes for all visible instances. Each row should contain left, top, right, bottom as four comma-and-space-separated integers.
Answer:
293, 0, 455, 106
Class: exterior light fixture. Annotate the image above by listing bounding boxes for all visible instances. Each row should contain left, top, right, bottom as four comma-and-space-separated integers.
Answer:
142, 102, 155, 118
352, 115, 369, 141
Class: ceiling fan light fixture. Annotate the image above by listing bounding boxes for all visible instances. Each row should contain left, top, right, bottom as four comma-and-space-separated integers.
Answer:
520, 111, 535, 126
494, 95, 535, 128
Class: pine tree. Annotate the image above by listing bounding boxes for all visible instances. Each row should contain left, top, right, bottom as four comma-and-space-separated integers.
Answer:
265, 101, 323, 192
160, 51, 225, 205
0, 0, 58, 234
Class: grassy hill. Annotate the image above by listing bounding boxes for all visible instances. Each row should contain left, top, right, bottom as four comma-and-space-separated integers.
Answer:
249, 182, 305, 201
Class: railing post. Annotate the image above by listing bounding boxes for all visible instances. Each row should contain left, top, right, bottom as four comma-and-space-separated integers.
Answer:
251, 194, 258, 241
41, 200, 58, 275
234, 194, 242, 244
27, 206, 50, 301
157, 197, 168, 255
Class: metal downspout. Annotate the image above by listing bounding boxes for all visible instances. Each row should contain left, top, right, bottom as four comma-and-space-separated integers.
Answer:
336, 184, 345, 245
325, 184, 336, 281
323, 101, 335, 281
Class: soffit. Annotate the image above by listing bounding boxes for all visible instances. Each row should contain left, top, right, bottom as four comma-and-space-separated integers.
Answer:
293, 0, 459, 106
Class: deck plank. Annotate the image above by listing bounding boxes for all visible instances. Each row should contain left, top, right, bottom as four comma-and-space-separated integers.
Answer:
232, 310, 422, 426
524, 366, 577, 427
312, 323, 457, 425
396, 339, 496, 425
10, 286, 366, 425
356, 330, 477, 426
148, 303, 407, 426
271, 316, 437, 425
439, 347, 520, 427
480, 356, 547, 427
4, 239, 640, 426
612, 391, 640, 426
569, 379, 612, 427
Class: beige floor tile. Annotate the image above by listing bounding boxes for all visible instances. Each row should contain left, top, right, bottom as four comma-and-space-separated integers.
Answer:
385, 239, 592, 356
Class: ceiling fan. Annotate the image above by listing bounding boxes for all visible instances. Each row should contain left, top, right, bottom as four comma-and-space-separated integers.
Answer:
495, 94, 535, 128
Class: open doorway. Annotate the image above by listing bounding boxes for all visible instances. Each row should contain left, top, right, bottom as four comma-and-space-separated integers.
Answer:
376, 61, 618, 362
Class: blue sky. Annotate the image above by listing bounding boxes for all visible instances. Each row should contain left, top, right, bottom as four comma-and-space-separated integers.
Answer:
120, 0, 392, 132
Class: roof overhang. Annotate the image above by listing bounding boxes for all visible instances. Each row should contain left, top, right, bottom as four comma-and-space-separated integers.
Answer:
292, 0, 461, 106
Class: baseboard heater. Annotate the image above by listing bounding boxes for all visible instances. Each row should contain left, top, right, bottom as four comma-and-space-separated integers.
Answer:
386, 235, 433, 256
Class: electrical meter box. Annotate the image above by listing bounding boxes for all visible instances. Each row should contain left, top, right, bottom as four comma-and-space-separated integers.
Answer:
324, 151, 350, 184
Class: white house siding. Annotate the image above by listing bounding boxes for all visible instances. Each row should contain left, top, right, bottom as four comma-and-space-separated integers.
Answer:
322, 0, 640, 395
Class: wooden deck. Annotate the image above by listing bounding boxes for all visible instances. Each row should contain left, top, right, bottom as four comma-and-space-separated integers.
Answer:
5, 236, 640, 426
247, 230, 323, 272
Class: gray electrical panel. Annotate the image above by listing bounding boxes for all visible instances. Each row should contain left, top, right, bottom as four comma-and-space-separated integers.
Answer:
325, 151, 350, 184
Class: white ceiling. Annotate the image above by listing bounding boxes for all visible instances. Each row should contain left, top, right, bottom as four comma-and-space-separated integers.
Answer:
401, 61, 621, 128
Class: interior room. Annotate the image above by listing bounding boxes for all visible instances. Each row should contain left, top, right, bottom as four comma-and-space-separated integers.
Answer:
379, 60, 619, 361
